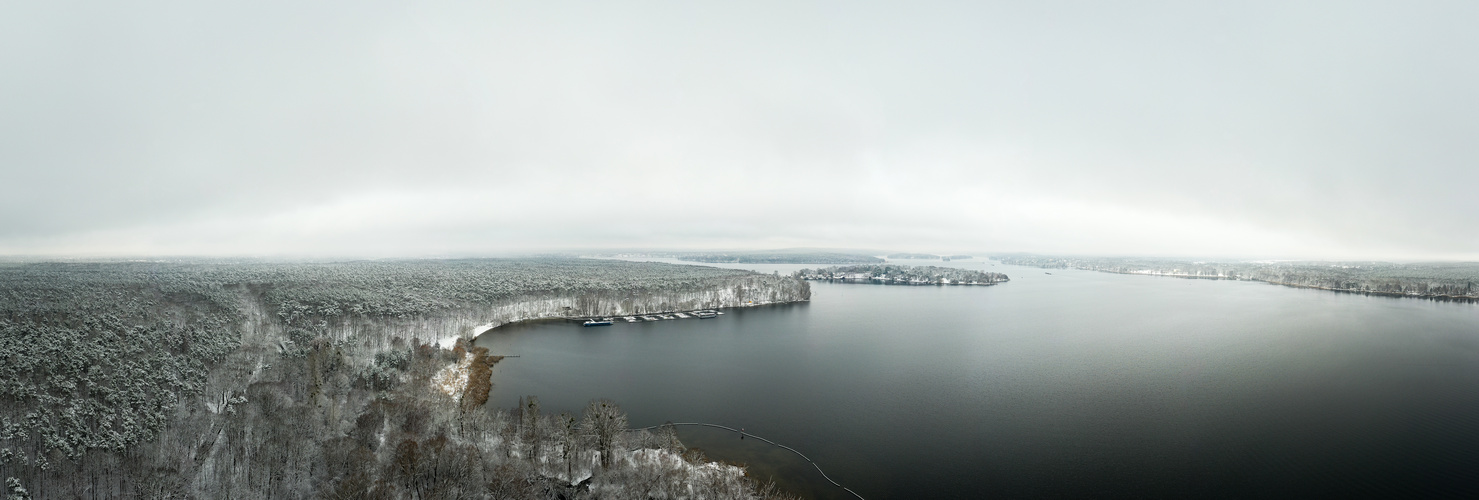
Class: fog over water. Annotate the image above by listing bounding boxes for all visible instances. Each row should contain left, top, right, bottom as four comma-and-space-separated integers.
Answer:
3, 1, 1478, 259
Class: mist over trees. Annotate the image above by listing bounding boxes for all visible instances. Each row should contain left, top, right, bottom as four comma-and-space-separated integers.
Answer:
673, 253, 883, 264
883, 254, 974, 262
0, 258, 808, 498
996, 255, 1479, 300
884, 253, 940, 260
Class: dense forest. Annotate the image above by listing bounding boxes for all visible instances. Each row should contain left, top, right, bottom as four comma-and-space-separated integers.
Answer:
796, 265, 1008, 285
996, 255, 1479, 300
0, 259, 808, 499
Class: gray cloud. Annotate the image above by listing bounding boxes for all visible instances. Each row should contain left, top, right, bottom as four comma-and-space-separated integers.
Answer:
3, 1, 1476, 259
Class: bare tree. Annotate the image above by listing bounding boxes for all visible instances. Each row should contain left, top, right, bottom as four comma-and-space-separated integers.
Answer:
556, 412, 581, 490
522, 396, 542, 465
581, 399, 627, 470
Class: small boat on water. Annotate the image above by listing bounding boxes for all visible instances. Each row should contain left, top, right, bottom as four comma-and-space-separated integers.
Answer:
674, 312, 690, 319
641, 315, 661, 321
624, 316, 639, 323
695, 310, 718, 319
583, 319, 613, 327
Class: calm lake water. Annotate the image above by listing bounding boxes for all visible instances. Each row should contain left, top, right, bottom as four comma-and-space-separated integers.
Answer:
474, 259, 1479, 498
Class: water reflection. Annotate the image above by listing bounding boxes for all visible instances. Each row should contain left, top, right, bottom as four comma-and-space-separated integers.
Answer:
477, 261, 1479, 498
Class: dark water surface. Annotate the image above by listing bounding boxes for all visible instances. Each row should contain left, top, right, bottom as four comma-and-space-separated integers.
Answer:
475, 261, 1479, 498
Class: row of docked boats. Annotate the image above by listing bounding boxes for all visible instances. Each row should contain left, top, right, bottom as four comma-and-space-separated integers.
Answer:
583, 309, 721, 326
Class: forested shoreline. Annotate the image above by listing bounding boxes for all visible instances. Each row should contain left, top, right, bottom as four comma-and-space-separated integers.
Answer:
0, 259, 808, 499
796, 265, 1008, 285
996, 255, 1479, 300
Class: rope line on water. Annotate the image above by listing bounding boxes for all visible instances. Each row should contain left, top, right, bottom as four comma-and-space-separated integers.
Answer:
629, 422, 866, 500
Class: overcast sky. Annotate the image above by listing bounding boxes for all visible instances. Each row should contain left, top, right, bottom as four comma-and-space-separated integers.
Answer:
2, 1, 1476, 260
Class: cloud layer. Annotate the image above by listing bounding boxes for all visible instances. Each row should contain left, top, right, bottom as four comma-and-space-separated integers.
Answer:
3, 1, 1476, 259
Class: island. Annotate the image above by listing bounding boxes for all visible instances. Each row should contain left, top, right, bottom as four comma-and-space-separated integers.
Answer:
0, 258, 808, 499
797, 264, 1009, 285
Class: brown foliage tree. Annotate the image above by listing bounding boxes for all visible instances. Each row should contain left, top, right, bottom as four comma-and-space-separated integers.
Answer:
462, 347, 494, 411
390, 439, 420, 498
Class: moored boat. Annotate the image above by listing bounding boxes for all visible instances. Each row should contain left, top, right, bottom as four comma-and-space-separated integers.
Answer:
583, 319, 613, 327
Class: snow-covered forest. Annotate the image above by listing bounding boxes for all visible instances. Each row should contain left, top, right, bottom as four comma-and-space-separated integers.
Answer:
0, 258, 808, 499
796, 265, 1009, 285
996, 255, 1479, 300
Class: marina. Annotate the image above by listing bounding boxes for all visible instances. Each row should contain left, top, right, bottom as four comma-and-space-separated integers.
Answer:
585, 309, 723, 325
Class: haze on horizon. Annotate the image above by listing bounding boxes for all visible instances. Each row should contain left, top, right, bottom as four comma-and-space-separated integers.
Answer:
3, 1, 1476, 261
